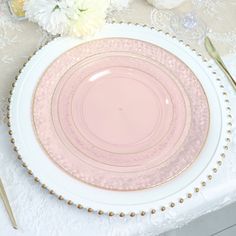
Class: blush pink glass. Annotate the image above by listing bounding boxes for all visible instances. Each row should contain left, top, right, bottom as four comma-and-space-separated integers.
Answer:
33, 38, 210, 191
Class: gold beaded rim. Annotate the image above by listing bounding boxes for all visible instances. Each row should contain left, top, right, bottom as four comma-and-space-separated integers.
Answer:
7, 22, 233, 217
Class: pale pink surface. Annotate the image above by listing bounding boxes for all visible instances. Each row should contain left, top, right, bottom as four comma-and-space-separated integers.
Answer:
33, 38, 209, 191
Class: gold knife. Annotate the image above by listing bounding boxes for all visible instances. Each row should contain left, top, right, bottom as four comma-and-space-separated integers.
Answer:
0, 178, 17, 229
204, 36, 236, 91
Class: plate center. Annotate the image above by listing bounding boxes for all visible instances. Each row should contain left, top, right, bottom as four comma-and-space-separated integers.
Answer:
77, 73, 160, 148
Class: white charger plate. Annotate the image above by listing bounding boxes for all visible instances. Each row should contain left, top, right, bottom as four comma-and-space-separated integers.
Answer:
9, 23, 231, 215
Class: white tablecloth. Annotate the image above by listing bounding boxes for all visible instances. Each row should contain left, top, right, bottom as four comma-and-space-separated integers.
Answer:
1, 0, 236, 235
0, 54, 235, 236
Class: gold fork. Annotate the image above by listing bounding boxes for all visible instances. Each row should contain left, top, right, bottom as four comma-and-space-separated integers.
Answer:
0, 178, 17, 229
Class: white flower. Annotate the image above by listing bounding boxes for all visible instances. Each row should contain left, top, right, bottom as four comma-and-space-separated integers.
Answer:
70, 0, 109, 36
24, 0, 71, 35
24, 0, 109, 37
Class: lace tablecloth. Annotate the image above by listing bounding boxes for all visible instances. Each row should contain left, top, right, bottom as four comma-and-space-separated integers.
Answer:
1, 0, 236, 235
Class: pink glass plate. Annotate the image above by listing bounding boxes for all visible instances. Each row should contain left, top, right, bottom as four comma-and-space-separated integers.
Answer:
33, 38, 210, 191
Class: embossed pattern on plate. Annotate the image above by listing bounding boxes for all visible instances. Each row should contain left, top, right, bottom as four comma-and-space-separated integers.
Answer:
33, 38, 210, 191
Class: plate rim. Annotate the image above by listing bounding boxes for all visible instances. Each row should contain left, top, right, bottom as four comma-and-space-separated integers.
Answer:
7, 22, 233, 217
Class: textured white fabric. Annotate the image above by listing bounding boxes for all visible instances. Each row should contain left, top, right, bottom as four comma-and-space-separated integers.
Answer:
1, 0, 236, 235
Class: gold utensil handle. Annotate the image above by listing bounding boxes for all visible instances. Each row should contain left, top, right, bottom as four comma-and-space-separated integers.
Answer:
215, 58, 236, 91
0, 178, 17, 229
204, 37, 236, 91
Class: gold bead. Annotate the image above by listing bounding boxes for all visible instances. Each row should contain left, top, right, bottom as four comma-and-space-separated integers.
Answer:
34, 177, 39, 182
179, 198, 184, 203
141, 211, 146, 216
208, 175, 212, 180
109, 212, 114, 217
161, 206, 166, 211
88, 208, 93, 213
130, 212, 135, 217
41, 184, 46, 189
49, 190, 54, 195
151, 209, 156, 214
195, 187, 200, 193
119, 212, 125, 217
